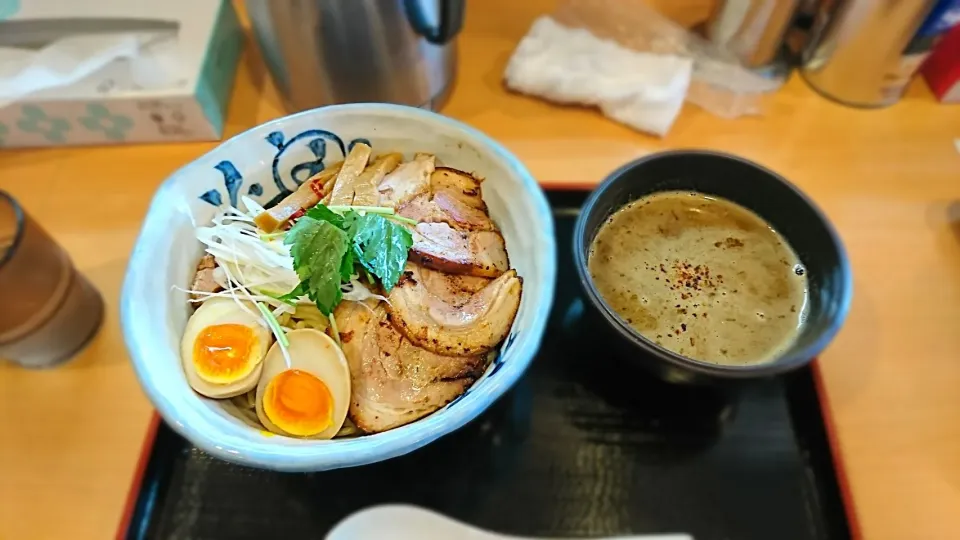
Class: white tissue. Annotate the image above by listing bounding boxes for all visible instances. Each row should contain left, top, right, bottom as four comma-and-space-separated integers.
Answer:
504, 16, 693, 137
0, 31, 180, 107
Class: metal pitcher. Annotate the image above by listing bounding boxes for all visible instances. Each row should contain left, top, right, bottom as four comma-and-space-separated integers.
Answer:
800, 0, 940, 107
706, 0, 805, 79
245, 0, 464, 112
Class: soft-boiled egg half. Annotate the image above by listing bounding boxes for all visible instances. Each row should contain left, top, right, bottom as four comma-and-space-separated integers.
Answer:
180, 298, 273, 399
256, 329, 351, 439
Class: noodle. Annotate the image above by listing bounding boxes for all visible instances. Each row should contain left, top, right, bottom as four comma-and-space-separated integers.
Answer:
288, 304, 330, 332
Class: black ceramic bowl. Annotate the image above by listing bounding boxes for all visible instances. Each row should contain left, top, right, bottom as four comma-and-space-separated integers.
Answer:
574, 150, 853, 383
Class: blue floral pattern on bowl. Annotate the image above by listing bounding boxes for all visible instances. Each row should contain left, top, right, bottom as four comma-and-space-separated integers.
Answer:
199, 129, 371, 209
79, 104, 134, 141
17, 106, 70, 143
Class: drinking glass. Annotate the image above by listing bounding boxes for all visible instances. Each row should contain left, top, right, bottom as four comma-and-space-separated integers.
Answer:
0, 191, 104, 368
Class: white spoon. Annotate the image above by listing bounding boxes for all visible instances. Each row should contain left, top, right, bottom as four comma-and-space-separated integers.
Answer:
326, 504, 693, 540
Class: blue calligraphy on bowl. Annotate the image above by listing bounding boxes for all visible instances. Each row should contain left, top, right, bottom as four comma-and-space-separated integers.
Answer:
199, 128, 370, 208
488, 332, 514, 377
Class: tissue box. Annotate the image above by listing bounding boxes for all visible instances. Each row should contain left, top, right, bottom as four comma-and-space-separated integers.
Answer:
0, 0, 242, 148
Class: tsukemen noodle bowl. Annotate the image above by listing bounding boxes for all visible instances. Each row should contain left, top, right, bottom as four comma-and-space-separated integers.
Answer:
121, 104, 555, 471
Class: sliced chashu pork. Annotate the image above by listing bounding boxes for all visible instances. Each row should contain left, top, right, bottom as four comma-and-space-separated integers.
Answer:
416, 270, 491, 304
189, 254, 222, 302
398, 168, 507, 277
387, 263, 522, 357
398, 191, 495, 232
397, 167, 494, 231
431, 167, 487, 211
409, 223, 509, 278
335, 301, 485, 433
378, 153, 436, 208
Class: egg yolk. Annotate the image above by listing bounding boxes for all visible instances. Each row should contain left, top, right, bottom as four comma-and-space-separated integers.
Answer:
263, 369, 333, 436
192, 324, 259, 384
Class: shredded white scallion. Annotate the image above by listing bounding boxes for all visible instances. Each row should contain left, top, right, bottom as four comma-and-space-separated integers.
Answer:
257, 302, 293, 369
257, 302, 289, 349
174, 286, 294, 312
241, 195, 267, 219
216, 261, 260, 320
195, 206, 300, 298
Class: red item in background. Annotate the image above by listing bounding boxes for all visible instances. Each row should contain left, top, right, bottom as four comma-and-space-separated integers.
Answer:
922, 24, 960, 103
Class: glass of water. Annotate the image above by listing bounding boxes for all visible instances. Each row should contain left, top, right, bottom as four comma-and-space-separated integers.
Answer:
0, 191, 104, 368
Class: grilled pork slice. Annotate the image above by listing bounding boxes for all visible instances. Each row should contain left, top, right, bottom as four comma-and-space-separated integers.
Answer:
335, 301, 484, 433
396, 166, 494, 232
189, 254, 222, 302
392, 166, 504, 276
409, 223, 509, 278
431, 167, 487, 211
398, 191, 495, 232
378, 153, 436, 208
417, 270, 491, 305
386, 264, 522, 357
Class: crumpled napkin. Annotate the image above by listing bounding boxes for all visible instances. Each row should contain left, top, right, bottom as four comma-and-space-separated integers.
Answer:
504, 16, 693, 137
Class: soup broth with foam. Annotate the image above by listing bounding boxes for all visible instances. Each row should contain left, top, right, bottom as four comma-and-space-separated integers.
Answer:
588, 191, 808, 365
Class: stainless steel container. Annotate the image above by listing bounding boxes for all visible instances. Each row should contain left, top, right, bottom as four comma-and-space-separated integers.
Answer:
785, 0, 822, 60
245, 0, 464, 111
801, 0, 939, 107
706, 0, 804, 82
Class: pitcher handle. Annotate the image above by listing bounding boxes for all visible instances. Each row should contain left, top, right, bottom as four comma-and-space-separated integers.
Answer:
404, 0, 464, 45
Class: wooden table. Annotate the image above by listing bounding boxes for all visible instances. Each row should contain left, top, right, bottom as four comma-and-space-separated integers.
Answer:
2, 1, 959, 539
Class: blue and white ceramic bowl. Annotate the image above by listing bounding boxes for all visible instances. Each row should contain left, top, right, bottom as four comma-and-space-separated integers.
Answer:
121, 104, 556, 471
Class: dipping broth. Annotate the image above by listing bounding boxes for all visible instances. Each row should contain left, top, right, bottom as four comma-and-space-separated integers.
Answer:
588, 191, 808, 365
